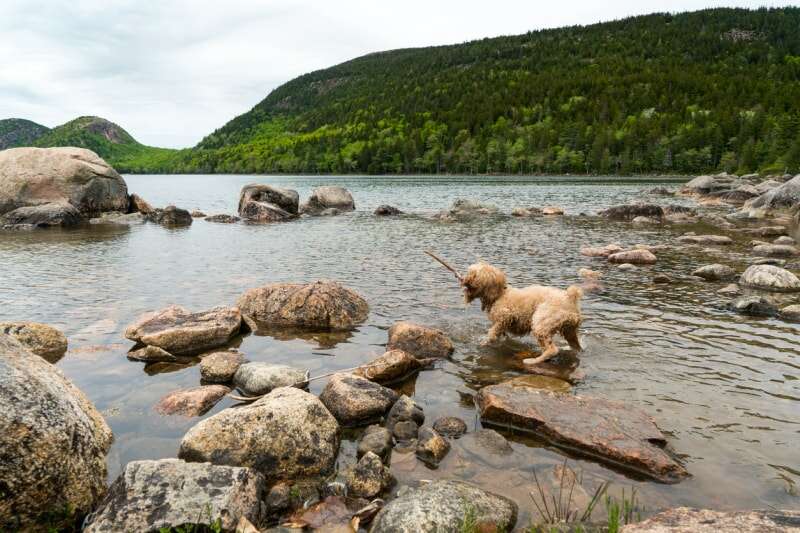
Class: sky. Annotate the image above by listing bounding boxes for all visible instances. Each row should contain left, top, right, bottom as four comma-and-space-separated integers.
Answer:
0, 0, 793, 148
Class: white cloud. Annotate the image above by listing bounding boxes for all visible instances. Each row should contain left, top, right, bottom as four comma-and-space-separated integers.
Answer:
0, 0, 792, 148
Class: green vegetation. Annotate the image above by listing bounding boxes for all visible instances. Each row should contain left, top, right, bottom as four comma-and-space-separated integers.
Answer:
31, 116, 177, 173
0, 118, 49, 149
167, 7, 800, 176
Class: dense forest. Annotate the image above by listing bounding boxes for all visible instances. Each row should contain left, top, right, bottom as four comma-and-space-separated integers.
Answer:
149, 7, 800, 176
0, 119, 49, 150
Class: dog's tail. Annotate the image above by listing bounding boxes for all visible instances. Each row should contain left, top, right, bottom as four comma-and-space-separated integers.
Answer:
566, 285, 584, 304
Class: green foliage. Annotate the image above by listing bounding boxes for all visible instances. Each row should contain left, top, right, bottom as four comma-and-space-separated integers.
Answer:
162, 7, 800, 176
0, 118, 49, 149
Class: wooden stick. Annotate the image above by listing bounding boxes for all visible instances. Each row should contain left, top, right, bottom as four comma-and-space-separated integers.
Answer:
424, 250, 463, 282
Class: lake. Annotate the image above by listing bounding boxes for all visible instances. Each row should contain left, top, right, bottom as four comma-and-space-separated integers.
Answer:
1, 174, 798, 525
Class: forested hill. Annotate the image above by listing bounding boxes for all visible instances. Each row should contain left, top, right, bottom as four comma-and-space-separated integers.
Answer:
160, 7, 800, 176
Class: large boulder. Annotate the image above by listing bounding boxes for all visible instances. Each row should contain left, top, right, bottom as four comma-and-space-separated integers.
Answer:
233, 362, 309, 396
238, 184, 299, 222
599, 204, 663, 221
300, 186, 355, 215
83, 459, 266, 533
477, 381, 688, 483
319, 373, 398, 426
0, 147, 129, 220
125, 305, 242, 355
237, 280, 368, 330
179, 387, 340, 483
739, 265, 800, 292
621, 507, 800, 533
387, 321, 454, 359
745, 174, 800, 210
370, 480, 517, 533
0, 334, 113, 531
0, 321, 67, 362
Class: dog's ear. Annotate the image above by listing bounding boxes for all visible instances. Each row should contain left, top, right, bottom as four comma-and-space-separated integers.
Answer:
477, 263, 507, 304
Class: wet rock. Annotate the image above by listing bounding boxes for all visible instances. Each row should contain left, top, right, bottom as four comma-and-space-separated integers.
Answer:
663, 205, 696, 215
512, 206, 543, 217
128, 193, 153, 214
319, 373, 398, 426
154, 385, 231, 416
542, 206, 564, 215
89, 212, 145, 225
0, 147, 129, 219
745, 174, 800, 210
477, 383, 689, 483
145, 205, 193, 226
83, 459, 265, 533
237, 280, 368, 330
681, 174, 733, 195
718, 283, 740, 295
301, 186, 355, 214
0, 334, 113, 531
1, 201, 84, 227
649, 186, 674, 196
677, 234, 733, 245
774, 235, 796, 245
205, 213, 240, 223
608, 249, 657, 264
578, 268, 602, 280
691, 264, 736, 281
720, 185, 759, 204
200, 350, 245, 383
387, 321, 454, 359
432, 416, 467, 438
371, 480, 517, 533
345, 451, 394, 499
754, 179, 783, 194
617, 263, 636, 270
739, 264, 800, 292
127, 345, 179, 362
752, 244, 800, 257
780, 305, 800, 321
233, 362, 309, 396
751, 225, 789, 237
354, 349, 428, 384
653, 274, 673, 284
518, 353, 586, 384
632, 216, 659, 225
729, 296, 779, 317
190, 209, 206, 217
0, 321, 67, 361
179, 387, 340, 483
125, 305, 242, 355
621, 507, 800, 533
580, 243, 623, 258
434, 198, 498, 221
505, 374, 572, 393
386, 394, 425, 432
469, 428, 514, 456
238, 184, 299, 222
374, 204, 402, 216
416, 427, 450, 466
599, 203, 663, 221
357, 425, 393, 461
393, 420, 420, 441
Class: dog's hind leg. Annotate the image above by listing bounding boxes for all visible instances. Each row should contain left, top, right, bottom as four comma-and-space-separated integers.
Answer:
562, 324, 582, 352
526, 332, 559, 365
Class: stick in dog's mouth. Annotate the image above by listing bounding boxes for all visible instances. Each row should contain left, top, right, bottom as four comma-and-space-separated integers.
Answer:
424, 250, 464, 283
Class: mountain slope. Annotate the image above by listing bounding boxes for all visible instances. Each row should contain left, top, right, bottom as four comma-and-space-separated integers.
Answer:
31, 116, 177, 172
171, 7, 800, 175
0, 119, 49, 150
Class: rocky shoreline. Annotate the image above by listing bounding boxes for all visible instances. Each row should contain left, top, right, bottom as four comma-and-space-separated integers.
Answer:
2, 149, 799, 531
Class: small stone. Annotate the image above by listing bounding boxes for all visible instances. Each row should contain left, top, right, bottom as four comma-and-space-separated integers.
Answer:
752, 258, 786, 266
780, 305, 800, 321
374, 205, 402, 216
393, 420, 419, 441
631, 216, 658, 225
145, 205, 193, 226
0, 322, 68, 362
578, 268, 602, 280
608, 249, 657, 264
729, 296, 779, 317
233, 362, 308, 396
127, 345, 178, 362
653, 274, 672, 284
319, 373, 398, 426
691, 264, 736, 281
190, 209, 206, 218
542, 206, 564, 215
154, 385, 230, 417
753, 244, 800, 257
385, 395, 425, 432
580, 244, 623, 258
387, 321, 454, 359
774, 236, 795, 245
205, 214, 240, 223
432, 416, 468, 438
345, 451, 394, 499
357, 425, 393, 461
617, 263, 636, 270
717, 283, 740, 295
677, 234, 733, 245
416, 427, 450, 466
129, 193, 154, 214
200, 351, 245, 383
354, 349, 427, 384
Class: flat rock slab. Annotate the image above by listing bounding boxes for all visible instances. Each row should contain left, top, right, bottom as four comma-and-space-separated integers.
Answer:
511, 352, 585, 384
371, 480, 517, 533
387, 321, 454, 359
83, 459, 266, 533
319, 373, 398, 426
154, 385, 231, 417
354, 349, 429, 384
621, 507, 800, 533
477, 383, 688, 483
125, 305, 242, 355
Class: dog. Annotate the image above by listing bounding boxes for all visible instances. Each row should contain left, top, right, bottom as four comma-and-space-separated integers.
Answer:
461, 262, 583, 364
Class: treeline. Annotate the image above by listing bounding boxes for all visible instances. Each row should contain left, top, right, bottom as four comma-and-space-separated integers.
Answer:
124, 8, 800, 175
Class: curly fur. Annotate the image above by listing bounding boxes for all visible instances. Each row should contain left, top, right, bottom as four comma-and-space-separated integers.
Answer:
462, 262, 583, 364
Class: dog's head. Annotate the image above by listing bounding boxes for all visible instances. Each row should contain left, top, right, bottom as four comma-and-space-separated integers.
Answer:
462, 262, 507, 309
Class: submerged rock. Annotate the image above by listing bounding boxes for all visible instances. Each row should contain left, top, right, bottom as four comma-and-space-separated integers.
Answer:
0, 321, 67, 361
199, 350, 245, 383
179, 387, 340, 483
729, 296, 779, 317
0, 334, 113, 531
477, 382, 688, 483
387, 321, 454, 359
145, 205, 193, 226
345, 451, 394, 499
580, 243, 623, 258
621, 507, 800, 533
354, 349, 429, 384
237, 280, 369, 330
692, 264, 736, 281
599, 203, 663, 221
83, 459, 265, 533
385, 394, 425, 432
374, 204, 402, 216
125, 305, 242, 355
154, 385, 230, 417
608, 249, 657, 265
512, 206, 543, 217
127, 344, 179, 363
319, 373, 398, 426
739, 264, 800, 292
238, 184, 299, 222
357, 425, 393, 462
434, 198, 498, 221
416, 426, 451, 466
371, 480, 517, 533
301, 186, 355, 215
233, 362, 309, 396
718, 283, 740, 295
432, 416, 468, 438
205, 213, 240, 223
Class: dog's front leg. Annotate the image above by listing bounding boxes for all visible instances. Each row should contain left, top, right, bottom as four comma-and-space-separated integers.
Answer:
479, 324, 504, 346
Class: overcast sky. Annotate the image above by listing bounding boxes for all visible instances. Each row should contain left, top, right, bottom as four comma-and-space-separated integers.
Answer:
0, 0, 792, 148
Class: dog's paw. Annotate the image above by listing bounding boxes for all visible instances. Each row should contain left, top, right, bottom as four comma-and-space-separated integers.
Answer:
478, 335, 495, 347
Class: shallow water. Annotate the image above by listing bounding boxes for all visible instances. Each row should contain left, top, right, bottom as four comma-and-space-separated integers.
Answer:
1, 175, 799, 526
